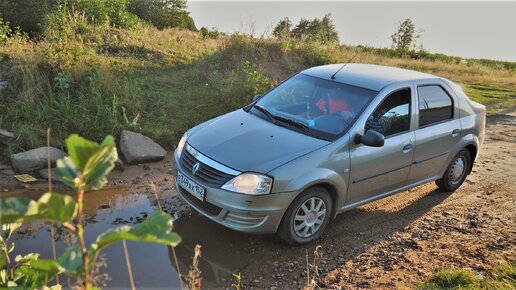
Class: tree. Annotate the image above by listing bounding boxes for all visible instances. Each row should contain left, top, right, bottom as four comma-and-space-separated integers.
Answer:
391, 18, 421, 50
289, 13, 339, 44
128, 0, 196, 30
272, 17, 292, 39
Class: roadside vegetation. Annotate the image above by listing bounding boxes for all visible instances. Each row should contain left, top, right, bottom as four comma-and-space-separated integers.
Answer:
417, 261, 516, 289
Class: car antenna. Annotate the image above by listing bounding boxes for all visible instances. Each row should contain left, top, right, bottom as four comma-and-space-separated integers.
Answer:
331, 50, 361, 80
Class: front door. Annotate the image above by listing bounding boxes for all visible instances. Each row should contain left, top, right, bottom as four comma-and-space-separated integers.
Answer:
346, 87, 415, 205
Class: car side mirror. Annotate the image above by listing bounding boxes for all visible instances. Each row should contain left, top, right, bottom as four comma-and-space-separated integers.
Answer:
354, 130, 385, 147
252, 94, 263, 102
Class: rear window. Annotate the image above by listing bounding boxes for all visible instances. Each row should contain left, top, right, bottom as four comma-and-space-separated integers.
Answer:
417, 85, 453, 127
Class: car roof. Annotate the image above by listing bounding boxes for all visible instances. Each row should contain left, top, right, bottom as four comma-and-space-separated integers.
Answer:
301, 63, 438, 91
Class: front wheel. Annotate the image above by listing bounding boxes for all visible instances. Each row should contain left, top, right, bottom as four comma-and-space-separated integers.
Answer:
435, 149, 471, 192
278, 187, 332, 245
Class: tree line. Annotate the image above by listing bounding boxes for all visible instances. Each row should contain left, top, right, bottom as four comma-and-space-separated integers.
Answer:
272, 14, 422, 51
0, 0, 197, 36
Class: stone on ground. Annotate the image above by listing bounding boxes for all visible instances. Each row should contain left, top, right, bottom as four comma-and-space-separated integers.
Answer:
0, 129, 15, 145
38, 168, 64, 184
115, 158, 126, 171
11, 147, 66, 173
119, 130, 166, 164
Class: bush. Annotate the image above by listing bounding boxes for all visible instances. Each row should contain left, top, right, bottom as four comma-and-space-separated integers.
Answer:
241, 60, 272, 96
66, 0, 140, 28
200, 26, 220, 39
0, 0, 54, 36
296, 43, 333, 66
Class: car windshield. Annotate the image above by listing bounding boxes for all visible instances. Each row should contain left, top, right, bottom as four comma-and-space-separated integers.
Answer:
252, 73, 378, 140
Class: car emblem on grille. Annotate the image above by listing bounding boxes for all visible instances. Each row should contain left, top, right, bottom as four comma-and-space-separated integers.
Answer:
192, 163, 201, 175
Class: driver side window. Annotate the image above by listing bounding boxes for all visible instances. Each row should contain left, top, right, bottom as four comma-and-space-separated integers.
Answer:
365, 88, 411, 137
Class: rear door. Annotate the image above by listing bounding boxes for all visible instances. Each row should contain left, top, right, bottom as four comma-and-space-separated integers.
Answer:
406, 79, 461, 184
346, 84, 416, 205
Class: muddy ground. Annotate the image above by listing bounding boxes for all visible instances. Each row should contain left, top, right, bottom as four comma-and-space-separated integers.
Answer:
2, 112, 515, 289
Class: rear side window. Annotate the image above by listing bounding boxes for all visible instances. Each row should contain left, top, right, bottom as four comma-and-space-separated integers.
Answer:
417, 85, 453, 127
365, 88, 411, 137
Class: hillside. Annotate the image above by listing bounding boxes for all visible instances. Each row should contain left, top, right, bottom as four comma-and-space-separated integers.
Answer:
0, 12, 515, 155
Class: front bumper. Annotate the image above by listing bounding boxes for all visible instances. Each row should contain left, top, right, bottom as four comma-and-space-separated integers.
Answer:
172, 152, 297, 234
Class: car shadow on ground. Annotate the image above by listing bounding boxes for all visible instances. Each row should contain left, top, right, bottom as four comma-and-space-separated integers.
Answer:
168, 186, 453, 288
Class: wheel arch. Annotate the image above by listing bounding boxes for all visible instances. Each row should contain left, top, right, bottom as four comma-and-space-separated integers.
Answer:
464, 143, 478, 175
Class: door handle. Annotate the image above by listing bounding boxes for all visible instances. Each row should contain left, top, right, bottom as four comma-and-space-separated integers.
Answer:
452, 129, 461, 136
402, 144, 413, 151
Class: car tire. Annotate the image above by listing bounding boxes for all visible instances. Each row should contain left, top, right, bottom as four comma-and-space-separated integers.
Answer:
278, 187, 332, 245
435, 149, 471, 192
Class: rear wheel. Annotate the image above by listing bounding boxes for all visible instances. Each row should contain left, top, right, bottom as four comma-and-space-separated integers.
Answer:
436, 149, 471, 192
278, 187, 332, 245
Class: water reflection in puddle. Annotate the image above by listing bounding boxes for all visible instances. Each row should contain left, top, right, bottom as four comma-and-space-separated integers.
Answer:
9, 186, 259, 289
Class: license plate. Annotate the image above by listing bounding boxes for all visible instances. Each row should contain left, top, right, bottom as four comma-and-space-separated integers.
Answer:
177, 172, 205, 201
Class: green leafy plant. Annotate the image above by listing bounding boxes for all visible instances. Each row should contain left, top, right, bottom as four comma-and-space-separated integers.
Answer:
54, 73, 73, 90
0, 135, 181, 289
241, 60, 272, 96
0, 18, 11, 42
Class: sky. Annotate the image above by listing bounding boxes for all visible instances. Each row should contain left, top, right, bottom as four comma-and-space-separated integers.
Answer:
188, 1, 516, 62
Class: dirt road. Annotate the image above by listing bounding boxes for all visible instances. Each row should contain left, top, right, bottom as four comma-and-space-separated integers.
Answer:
4, 113, 515, 289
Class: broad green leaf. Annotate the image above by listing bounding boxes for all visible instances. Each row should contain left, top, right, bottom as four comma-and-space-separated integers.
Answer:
66, 134, 102, 172
56, 135, 117, 191
14, 259, 61, 289
57, 245, 83, 276
29, 259, 62, 275
55, 157, 79, 188
0, 193, 77, 224
93, 211, 181, 252
82, 142, 117, 190
0, 199, 30, 224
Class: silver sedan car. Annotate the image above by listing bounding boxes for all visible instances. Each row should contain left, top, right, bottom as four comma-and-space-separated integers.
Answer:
172, 64, 486, 245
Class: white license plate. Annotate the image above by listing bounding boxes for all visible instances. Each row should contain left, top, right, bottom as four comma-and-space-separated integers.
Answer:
177, 172, 205, 201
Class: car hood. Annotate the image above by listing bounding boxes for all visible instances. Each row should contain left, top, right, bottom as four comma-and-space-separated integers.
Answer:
188, 109, 329, 173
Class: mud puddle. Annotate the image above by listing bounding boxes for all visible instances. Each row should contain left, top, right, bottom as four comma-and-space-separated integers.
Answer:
9, 186, 252, 289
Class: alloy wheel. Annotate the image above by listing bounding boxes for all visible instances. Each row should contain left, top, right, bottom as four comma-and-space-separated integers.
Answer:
293, 197, 327, 238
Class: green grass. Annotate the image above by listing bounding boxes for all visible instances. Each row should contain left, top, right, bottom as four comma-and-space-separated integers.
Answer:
463, 84, 516, 114
417, 262, 516, 290
0, 11, 515, 156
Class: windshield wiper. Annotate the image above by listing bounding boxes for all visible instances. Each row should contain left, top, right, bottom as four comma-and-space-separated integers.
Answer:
253, 105, 330, 141
253, 105, 275, 122
272, 115, 331, 141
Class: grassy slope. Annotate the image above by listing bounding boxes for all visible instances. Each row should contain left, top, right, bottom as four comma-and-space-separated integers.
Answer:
0, 15, 515, 156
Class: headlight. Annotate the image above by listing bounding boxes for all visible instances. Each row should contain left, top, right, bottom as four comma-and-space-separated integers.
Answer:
176, 133, 188, 157
221, 173, 273, 195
